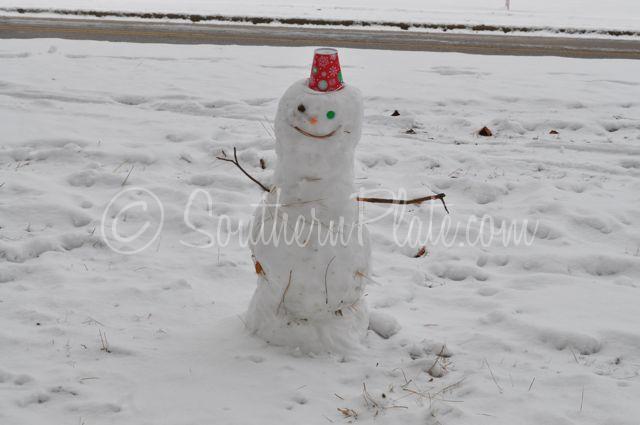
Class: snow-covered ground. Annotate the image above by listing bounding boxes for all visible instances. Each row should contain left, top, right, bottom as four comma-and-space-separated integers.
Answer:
1, 39, 640, 425
2, 0, 640, 33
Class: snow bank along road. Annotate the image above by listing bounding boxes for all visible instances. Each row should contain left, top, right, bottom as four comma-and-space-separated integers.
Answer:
1, 16, 640, 59
2, 0, 640, 33
1, 39, 639, 425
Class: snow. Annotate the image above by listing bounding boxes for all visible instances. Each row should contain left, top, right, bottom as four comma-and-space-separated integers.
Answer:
1, 39, 640, 425
247, 74, 371, 353
368, 311, 401, 339
2, 0, 640, 33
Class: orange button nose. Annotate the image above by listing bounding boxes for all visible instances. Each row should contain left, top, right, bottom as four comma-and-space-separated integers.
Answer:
309, 116, 318, 125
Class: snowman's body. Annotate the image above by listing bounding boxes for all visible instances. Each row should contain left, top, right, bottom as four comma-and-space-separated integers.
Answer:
246, 77, 371, 353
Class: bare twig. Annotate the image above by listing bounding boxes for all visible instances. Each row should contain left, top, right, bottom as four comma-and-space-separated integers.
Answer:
357, 193, 449, 214
216, 147, 270, 192
580, 387, 584, 413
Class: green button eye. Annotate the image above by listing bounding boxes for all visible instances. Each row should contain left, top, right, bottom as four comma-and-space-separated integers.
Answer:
326, 110, 336, 119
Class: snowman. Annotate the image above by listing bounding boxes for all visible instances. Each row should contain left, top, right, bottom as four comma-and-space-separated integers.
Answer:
244, 48, 371, 353
216, 48, 447, 353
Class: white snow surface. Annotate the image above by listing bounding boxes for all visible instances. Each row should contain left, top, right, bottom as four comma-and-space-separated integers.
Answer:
1, 39, 640, 425
2, 0, 640, 32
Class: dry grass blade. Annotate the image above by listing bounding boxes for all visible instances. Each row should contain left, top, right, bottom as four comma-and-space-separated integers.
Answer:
260, 117, 275, 140
324, 256, 336, 305
354, 270, 381, 285
403, 388, 422, 397
277, 270, 293, 315
113, 160, 126, 172
431, 377, 466, 399
398, 368, 413, 389
337, 407, 358, 419
361, 382, 408, 415
569, 347, 580, 364
528, 377, 535, 392
426, 344, 451, 378
121, 164, 134, 186
362, 383, 379, 409
400, 377, 465, 409
484, 359, 503, 393
98, 329, 111, 353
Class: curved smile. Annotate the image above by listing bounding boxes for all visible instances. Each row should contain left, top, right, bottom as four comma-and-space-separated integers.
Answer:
293, 125, 340, 139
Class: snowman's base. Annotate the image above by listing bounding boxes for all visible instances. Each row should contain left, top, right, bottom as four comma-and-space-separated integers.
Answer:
245, 296, 369, 354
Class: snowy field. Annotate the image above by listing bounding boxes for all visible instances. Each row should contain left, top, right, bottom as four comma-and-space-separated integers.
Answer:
2, 0, 640, 33
1, 39, 640, 425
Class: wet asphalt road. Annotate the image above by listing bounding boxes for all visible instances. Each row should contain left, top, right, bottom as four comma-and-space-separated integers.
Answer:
1, 16, 640, 59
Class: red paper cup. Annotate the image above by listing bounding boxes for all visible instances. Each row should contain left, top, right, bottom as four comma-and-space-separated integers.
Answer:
308, 47, 344, 92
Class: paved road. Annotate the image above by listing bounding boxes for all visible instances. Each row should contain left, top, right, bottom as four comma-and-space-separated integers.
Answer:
1, 16, 640, 59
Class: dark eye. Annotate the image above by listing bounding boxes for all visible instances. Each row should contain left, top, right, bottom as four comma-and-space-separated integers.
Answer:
297, 104, 306, 113
326, 110, 335, 119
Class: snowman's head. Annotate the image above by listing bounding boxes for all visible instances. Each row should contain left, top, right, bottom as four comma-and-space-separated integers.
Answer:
274, 78, 363, 155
